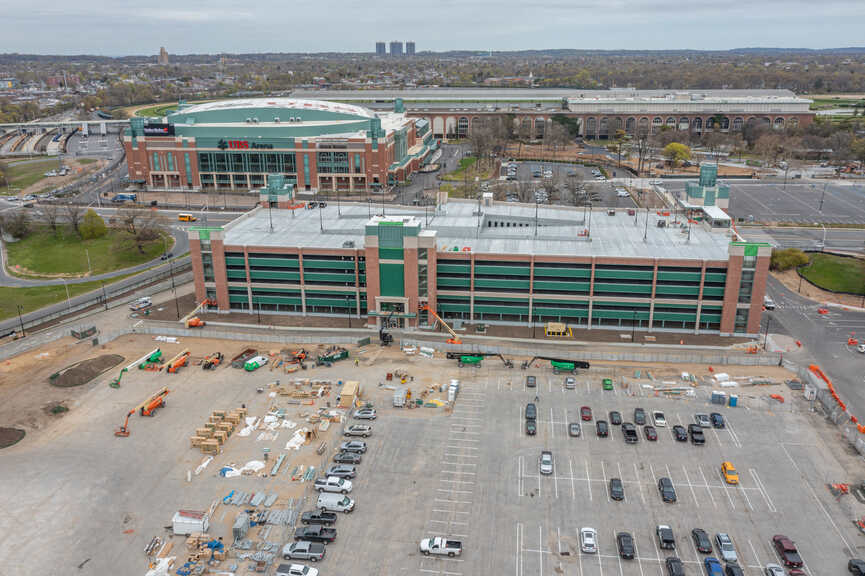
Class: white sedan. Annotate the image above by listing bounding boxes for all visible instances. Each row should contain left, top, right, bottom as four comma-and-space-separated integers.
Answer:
580, 527, 598, 553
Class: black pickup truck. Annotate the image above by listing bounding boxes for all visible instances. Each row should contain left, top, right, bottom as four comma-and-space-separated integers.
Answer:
294, 524, 337, 543
301, 510, 337, 526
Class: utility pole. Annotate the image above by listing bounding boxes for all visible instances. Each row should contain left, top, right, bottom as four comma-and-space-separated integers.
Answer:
101, 281, 108, 311
17, 305, 25, 337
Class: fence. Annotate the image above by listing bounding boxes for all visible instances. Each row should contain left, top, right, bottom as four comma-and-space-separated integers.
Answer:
796, 362, 865, 457
399, 337, 784, 367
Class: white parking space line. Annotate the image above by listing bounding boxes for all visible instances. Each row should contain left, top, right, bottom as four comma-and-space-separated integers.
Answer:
726, 418, 742, 448
436, 488, 473, 495
748, 539, 763, 571
649, 463, 657, 485
613, 530, 624, 576
443, 453, 477, 459
539, 525, 544, 576
739, 476, 755, 510
698, 466, 717, 508
632, 537, 646, 576
781, 443, 854, 556
440, 478, 474, 485
446, 438, 479, 443
586, 459, 593, 501
602, 460, 609, 501
554, 456, 559, 499
570, 458, 577, 500
550, 407, 555, 439
687, 534, 700, 563
446, 445, 479, 451
434, 498, 473, 505
515, 523, 521, 576
717, 468, 736, 510
432, 509, 470, 514
617, 462, 627, 503
681, 466, 699, 508
440, 470, 477, 475
633, 462, 646, 504
517, 457, 522, 498
586, 381, 591, 394
750, 468, 777, 513
441, 461, 476, 467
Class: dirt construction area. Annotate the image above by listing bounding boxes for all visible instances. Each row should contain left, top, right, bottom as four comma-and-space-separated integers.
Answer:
0, 334, 863, 576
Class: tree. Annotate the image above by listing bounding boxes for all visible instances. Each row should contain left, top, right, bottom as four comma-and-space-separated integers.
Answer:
116, 208, 161, 254
80, 209, 107, 240
770, 248, 809, 271
65, 203, 84, 237
42, 203, 60, 232
0, 210, 30, 239
0, 165, 6, 187
663, 142, 691, 169
634, 135, 651, 175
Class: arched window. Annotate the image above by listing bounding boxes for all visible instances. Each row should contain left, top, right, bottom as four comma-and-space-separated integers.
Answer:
638, 117, 649, 137
665, 117, 676, 130
732, 117, 744, 132
599, 117, 609, 138
721, 117, 730, 130
457, 117, 469, 138
625, 117, 636, 135
773, 117, 785, 130
678, 117, 689, 131
612, 117, 623, 133
692, 117, 703, 132
521, 117, 532, 135
586, 117, 597, 138
651, 117, 663, 134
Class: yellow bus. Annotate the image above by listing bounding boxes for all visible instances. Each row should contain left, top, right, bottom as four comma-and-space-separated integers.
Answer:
178, 213, 197, 222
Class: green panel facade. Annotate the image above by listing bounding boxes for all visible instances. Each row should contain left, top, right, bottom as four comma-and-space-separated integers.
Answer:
380, 263, 405, 296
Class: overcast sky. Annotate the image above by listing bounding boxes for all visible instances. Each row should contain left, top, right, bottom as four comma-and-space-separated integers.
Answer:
3, 0, 864, 55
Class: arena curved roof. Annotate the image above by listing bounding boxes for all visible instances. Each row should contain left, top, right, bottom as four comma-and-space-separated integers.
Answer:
176, 98, 376, 120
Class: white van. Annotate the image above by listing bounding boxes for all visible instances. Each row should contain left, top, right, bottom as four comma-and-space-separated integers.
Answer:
317, 492, 354, 513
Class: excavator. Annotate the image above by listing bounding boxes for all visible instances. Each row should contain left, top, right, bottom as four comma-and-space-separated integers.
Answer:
114, 387, 170, 436
420, 305, 462, 344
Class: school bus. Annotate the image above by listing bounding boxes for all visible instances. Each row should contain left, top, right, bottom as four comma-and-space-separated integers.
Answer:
178, 213, 197, 222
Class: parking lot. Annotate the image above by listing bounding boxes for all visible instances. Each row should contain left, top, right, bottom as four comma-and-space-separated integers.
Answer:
328, 361, 863, 576
662, 181, 865, 224
495, 161, 637, 208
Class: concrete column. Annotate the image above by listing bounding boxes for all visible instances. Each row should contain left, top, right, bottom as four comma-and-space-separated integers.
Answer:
211, 239, 230, 312
648, 259, 658, 331
695, 260, 706, 334
720, 256, 743, 334
469, 253, 475, 322
587, 258, 595, 329
298, 251, 306, 315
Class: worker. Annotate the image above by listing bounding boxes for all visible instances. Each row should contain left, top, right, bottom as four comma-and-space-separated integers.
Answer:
355, 359, 359, 366
534, 394, 539, 403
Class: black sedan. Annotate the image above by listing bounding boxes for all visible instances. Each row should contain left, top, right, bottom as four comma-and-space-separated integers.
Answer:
332, 451, 362, 464
658, 477, 677, 502
672, 425, 688, 442
617, 532, 635, 559
610, 478, 625, 501
634, 408, 646, 425
691, 528, 712, 554
710, 412, 725, 428
609, 411, 622, 425
596, 420, 609, 437
644, 425, 658, 441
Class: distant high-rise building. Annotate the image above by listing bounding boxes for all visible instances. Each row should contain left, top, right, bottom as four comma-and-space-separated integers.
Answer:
158, 47, 169, 65
406, 41, 415, 56
389, 41, 403, 57
375, 42, 386, 56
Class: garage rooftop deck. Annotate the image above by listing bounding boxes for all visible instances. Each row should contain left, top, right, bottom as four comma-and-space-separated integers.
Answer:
221, 200, 733, 260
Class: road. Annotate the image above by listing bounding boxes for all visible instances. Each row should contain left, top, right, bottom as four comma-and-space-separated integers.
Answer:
763, 275, 865, 421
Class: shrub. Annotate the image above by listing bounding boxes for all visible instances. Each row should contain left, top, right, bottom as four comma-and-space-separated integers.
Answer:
79, 209, 107, 240
770, 248, 809, 271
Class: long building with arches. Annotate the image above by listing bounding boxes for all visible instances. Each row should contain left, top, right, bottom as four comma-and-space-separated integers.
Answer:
290, 88, 814, 142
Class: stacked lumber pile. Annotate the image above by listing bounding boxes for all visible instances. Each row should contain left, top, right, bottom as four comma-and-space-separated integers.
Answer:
189, 407, 247, 454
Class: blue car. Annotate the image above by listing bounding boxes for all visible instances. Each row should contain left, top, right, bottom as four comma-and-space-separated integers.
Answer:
704, 557, 723, 576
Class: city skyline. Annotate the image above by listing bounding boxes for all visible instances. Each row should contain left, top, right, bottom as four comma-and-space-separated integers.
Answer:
2, 0, 864, 55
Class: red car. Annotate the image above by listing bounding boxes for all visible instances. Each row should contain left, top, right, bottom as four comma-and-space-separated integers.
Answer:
644, 425, 658, 441
772, 535, 803, 567
580, 406, 593, 421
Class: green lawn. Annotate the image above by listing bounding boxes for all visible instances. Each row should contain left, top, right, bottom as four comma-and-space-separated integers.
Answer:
441, 156, 496, 182
0, 278, 128, 321
136, 103, 178, 117
77, 158, 97, 165
0, 159, 61, 191
6, 227, 172, 278
799, 253, 865, 295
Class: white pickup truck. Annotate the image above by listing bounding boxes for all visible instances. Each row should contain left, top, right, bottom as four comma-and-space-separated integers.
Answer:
313, 476, 353, 494
419, 536, 462, 557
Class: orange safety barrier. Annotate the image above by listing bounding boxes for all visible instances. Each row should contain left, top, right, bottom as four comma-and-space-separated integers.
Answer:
810, 364, 865, 434
769, 394, 785, 403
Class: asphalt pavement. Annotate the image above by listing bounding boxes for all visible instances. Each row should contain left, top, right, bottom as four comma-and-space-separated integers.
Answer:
764, 275, 865, 420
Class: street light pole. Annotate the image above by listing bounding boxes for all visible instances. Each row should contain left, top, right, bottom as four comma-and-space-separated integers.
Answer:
85, 248, 91, 275
101, 281, 108, 311
346, 296, 352, 329
632, 310, 637, 342
819, 182, 827, 212
62, 279, 71, 314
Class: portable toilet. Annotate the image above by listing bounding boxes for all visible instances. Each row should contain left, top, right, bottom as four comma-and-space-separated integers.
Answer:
729, 394, 738, 407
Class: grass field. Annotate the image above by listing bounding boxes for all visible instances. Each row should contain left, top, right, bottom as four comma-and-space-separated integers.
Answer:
0, 276, 134, 321
799, 253, 865, 295
441, 157, 496, 182
809, 97, 865, 110
5, 227, 172, 278
77, 158, 97, 165
136, 103, 179, 118
0, 159, 61, 191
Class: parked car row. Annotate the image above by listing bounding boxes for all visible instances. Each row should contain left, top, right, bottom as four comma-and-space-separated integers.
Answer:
278, 408, 379, 573
579, 524, 804, 576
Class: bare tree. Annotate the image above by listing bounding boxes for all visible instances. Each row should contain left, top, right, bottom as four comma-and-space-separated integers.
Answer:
65, 203, 84, 237
116, 207, 161, 253
0, 209, 30, 239
634, 135, 652, 175
42, 203, 60, 232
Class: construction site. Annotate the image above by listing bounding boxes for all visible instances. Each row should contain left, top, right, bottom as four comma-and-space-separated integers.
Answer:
1, 295, 864, 576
